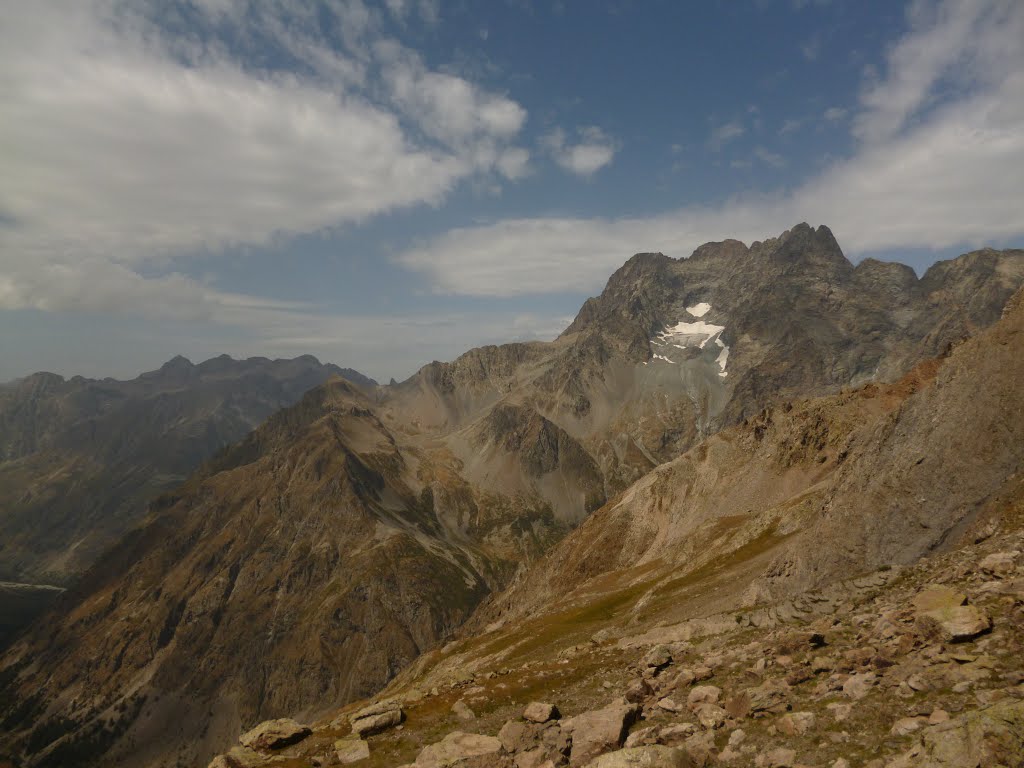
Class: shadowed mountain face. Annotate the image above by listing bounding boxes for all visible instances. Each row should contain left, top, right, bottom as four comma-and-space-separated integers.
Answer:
1, 225, 1022, 768
0, 354, 373, 585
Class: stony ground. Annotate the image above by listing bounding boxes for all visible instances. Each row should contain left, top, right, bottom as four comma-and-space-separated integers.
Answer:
209, 516, 1024, 768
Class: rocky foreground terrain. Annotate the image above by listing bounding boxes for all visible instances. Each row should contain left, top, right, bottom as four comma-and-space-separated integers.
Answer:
2, 225, 1023, 768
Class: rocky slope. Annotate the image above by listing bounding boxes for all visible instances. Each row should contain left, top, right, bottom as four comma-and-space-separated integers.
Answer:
2, 225, 1023, 768
217, 287, 1024, 768
0, 354, 370, 586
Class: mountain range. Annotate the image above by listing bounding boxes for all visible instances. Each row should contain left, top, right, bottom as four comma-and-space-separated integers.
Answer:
1, 224, 1022, 768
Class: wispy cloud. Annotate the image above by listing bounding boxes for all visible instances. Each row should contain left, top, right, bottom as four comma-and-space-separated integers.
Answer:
541, 126, 618, 176
708, 121, 745, 150
823, 106, 848, 121
0, 0, 529, 313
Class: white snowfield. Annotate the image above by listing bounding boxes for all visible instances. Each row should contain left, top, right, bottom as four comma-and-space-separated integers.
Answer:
645, 302, 730, 377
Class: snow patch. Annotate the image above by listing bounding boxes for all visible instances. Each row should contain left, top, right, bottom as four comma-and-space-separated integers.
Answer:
648, 303, 730, 377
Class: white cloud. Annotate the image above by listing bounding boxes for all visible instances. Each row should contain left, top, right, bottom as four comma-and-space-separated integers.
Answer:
708, 121, 745, 150
376, 39, 527, 147
0, 1, 529, 313
853, 0, 1021, 143
541, 126, 618, 176
823, 107, 848, 121
398, 0, 1024, 297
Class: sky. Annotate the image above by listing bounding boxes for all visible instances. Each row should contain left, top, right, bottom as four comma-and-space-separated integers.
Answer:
2, 0, 1023, 383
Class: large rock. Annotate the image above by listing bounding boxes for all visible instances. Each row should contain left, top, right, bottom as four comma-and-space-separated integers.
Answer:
350, 700, 404, 737
239, 718, 312, 751
888, 700, 1024, 767
686, 686, 721, 711
584, 745, 694, 767
565, 701, 641, 766
414, 731, 503, 767
915, 605, 991, 643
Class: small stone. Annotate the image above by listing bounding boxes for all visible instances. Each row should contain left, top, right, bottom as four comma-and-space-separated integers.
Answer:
728, 729, 746, 747
584, 745, 690, 767
239, 718, 312, 751
524, 702, 560, 723
825, 703, 853, 722
832, 760, 850, 768
624, 726, 659, 748
452, 700, 476, 721
755, 747, 797, 768
626, 678, 653, 704
658, 723, 697, 743
334, 736, 370, 764
928, 708, 950, 724
657, 697, 683, 713
906, 674, 929, 692
890, 717, 925, 736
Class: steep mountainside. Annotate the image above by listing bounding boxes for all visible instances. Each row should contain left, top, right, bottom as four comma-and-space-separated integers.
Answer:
242, 286, 1024, 768
1, 225, 1023, 768
384, 225, 1024, 494
0, 354, 370, 586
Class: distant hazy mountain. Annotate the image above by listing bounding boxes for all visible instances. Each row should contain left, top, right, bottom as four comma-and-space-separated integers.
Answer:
2, 226, 1022, 768
0, 354, 374, 586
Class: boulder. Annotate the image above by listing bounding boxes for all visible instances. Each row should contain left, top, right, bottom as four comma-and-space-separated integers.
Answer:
776, 712, 815, 736
979, 551, 1019, 577
694, 704, 726, 730
414, 731, 503, 768
887, 700, 1024, 767
686, 686, 721, 711
239, 718, 312, 751
453, 700, 476, 721
566, 701, 640, 766
890, 717, 925, 737
916, 604, 992, 643
746, 680, 790, 714
335, 736, 371, 764
524, 702, 560, 723
643, 646, 673, 672
350, 701, 404, 737
842, 672, 876, 700
584, 745, 693, 767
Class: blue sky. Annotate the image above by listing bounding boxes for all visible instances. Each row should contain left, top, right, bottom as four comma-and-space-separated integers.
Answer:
2, 0, 1023, 382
